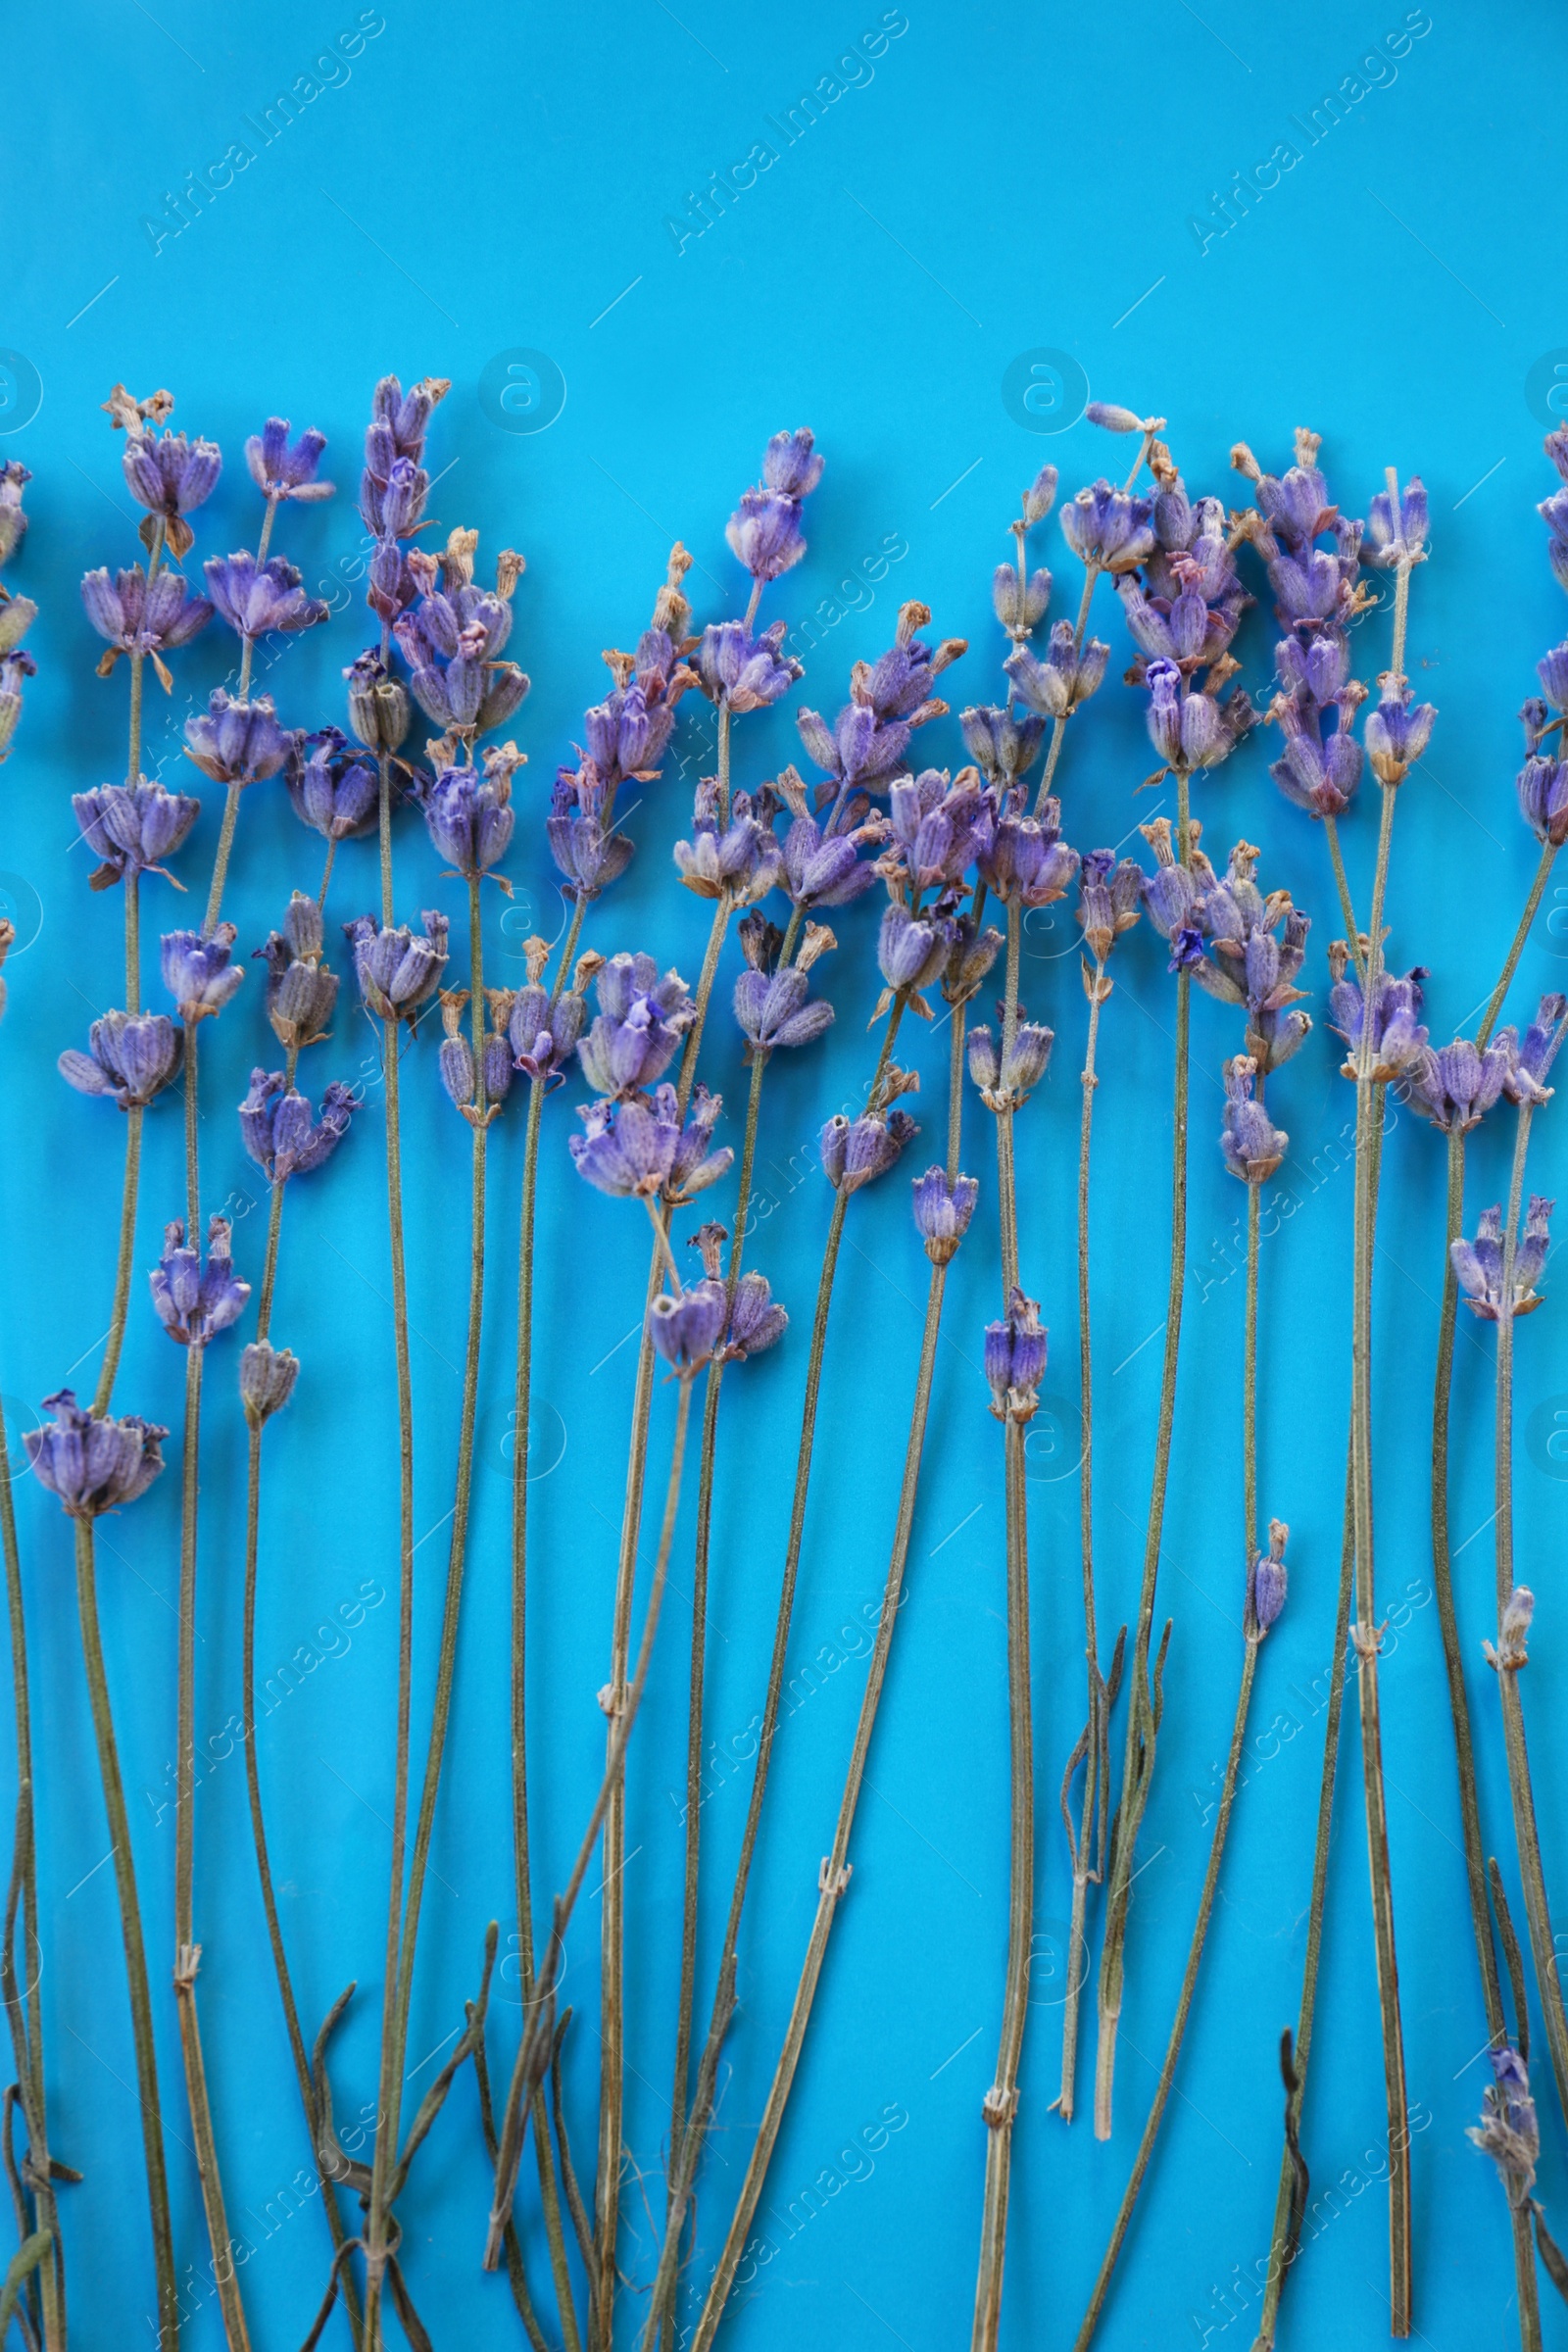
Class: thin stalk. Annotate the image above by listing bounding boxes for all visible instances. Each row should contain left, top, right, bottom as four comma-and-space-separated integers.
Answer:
172, 1347, 250, 2352
73, 1520, 178, 2350
1096, 768, 1192, 2139
1060, 954, 1108, 2124
240, 1417, 362, 2332
1494, 1104, 1568, 2128
639, 1001, 914, 2342
91, 1110, 143, 1417
0, 1403, 63, 2352
1349, 765, 1412, 2335
1478, 840, 1558, 1051
1321, 816, 1365, 984
201, 787, 243, 942
370, 879, 492, 2330
1033, 567, 1100, 813
593, 891, 734, 2337
126, 870, 141, 1011
361, 1004, 414, 2352
234, 503, 277, 703
486, 1378, 698, 2272
687, 1247, 952, 2352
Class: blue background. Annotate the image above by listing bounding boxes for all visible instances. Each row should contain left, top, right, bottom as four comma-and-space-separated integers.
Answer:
6, 0, 1568, 2345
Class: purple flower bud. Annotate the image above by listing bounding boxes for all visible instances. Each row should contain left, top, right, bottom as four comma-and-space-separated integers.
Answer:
673, 780, 783, 905
1327, 950, 1429, 1080
911, 1165, 979, 1264
798, 700, 912, 792
122, 428, 221, 527
1452, 1199, 1554, 1321
993, 564, 1051, 638
1267, 691, 1363, 818
162, 924, 243, 1022
286, 728, 379, 842
240, 1341, 299, 1426
185, 689, 299, 787
1004, 625, 1109, 720
245, 418, 333, 505
1077, 850, 1143, 962
761, 429, 824, 500
959, 704, 1044, 787
1251, 1520, 1289, 1635
240, 1068, 356, 1183
24, 1388, 167, 1518
59, 1009, 183, 1108
577, 954, 694, 1097
205, 551, 328, 642
647, 1279, 728, 1373
74, 778, 200, 888
732, 964, 834, 1056
1365, 476, 1428, 569
569, 1083, 732, 1203
877, 902, 951, 993
1059, 480, 1154, 572
510, 983, 587, 1090
977, 794, 1080, 908
967, 1019, 1054, 1110
726, 488, 807, 582
1467, 2037, 1539, 2203
345, 650, 411, 755
149, 1214, 250, 1347
819, 1107, 918, 1196
81, 564, 213, 671
416, 749, 518, 878
1407, 1036, 1511, 1135
1364, 677, 1436, 784
1500, 994, 1568, 1105
697, 619, 803, 713
1219, 1055, 1287, 1184
780, 813, 881, 909
720, 1270, 788, 1360
1138, 818, 1200, 940
1518, 754, 1568, 849
360, 379, 449, 536
1021, 464, 1058, 525
256, 904, 339, 1052
984, 1287, 1048, 1420
547, 761, 636, 904
344, 910, 449, 1021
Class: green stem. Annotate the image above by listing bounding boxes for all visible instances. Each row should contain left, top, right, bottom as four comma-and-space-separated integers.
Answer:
126, 870, 141, 1014
1096, 775, 1191, 2140
1059, 957, 1107, 2124
201, 785, 242, 943
73, 1520, 178, 2350
1494, 1105, 1568, 2129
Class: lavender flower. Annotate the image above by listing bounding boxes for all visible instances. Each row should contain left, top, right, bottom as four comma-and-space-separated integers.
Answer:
149, 1215, 250, 1347
1451, 1199, 1553, 1320
359, 373, 449, 538
798, 700, 913, 795
1077, 850, 1143, 964
819, 1107, 918, 1196
286, 729, 379, 842
577, 954, 694, 1098
162, 925, 243, 1022
672, 779, 782, 904
1364, 675, 1436, 785
984, 1287, 1048, 1421
779, 806, 884, 910
648, 1280, 728, 1373
1407, 1036, 1511, 1136
1142, 658, 1254, 772
74, 779, 200, 888
1486, 1586, 1535, 1675
257, 895, 339, 1051
1059, 481, 1154, 573
1138, 815, 1210, 944
81, 564, 213, 677
345, 650, 412, 755
509, 955, 591, 1091
416, 745, 519, 878
696, 619, 802, 713
1004, 625, 1109, 719
958, 705, 1044, 788
438, 992, 515, 1124
239, 1069, 356, 1182
1191, 843, 1313, 1073
24, 1389, 167, 1518
548, 762, 635, 903
240, 1341, 300, 1427
1500, 993, 1568, 1104
344, 910, 450, 1023
719, 1270, 789, 1361
184, 689, 299, 786
967, 1019, 1054, 1112
977, 790, 1079, 907
942, 910, 1005, 1006
1365, 476, 1429, 571
569, 1084, 732, 1203
1219, 1055, 1287, 1184
204, 551, 327, 642
245, 418, 334, 505
0, 461, 30, 565
1251, 1519, 1289, 1635
912, 1166, 979, 1265
1327, 945, 1429, 1081
877, 902, 953, 997
800, 604, 960, 794
885, 769, 993, 891
0, 653, 32, 761
1267, 671, 1364, 818
1467, 2043, 1538, 2213
395, 537, 528, 749
762, 428, 824, 499
732, 963, 834, 1057
60, 1010, 182, 1108
122, 426, 221, 550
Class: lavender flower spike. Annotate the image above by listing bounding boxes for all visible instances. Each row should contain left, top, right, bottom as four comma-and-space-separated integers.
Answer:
204, 551, 328, 642
1219, 1054, 1287, 1184
1364, 675, 1436, 785
1407, 1035, 1511, 1136
74, 778, 200, 889
245, 418, 334, 505
569, 1084, 732, 1203
1327, 943, 1429, 1081
577, 953, 694, 1098
162, 925, 243, 1022
59, 1009, 182, 1109
1365, 475, 1429, 571
719, 1271, 789, 1361
1501, 993, 1568, 1104
648, 1280, 728, 1374
149, 1215, 250, 1347
416, 746, 520, 879
696, 619, 803, 713
726, 491, 808, 583
24, 1389, 167, 1518
184, 689, 299, 786
1451, 1198, 1554, 1320
240, 1342, 300, 1427
912, 1166, 979, 1265
122, 426, 221, 554
239, 1069, 357, 1183
733, 962, 834, 1058
286, 729, 379, 842
344, 910, 450, 1023
984, 1287, 1048, 1422
819, 1107, 918, 1196
81, 564, 213, 679
1467, 2042, 1539, 2212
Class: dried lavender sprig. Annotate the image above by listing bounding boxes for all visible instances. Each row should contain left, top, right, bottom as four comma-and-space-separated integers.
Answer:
685, 991, 969, 2352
